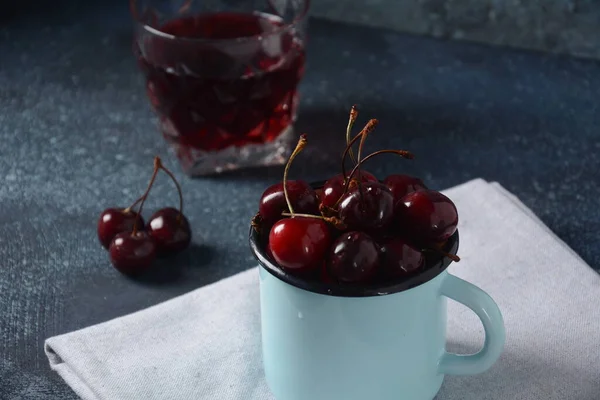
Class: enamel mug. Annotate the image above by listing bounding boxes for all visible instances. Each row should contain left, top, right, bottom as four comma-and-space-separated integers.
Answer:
250, 228, 505, 400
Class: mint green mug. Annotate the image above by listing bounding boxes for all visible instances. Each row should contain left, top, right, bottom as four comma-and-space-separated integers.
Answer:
250, 230, 505, 400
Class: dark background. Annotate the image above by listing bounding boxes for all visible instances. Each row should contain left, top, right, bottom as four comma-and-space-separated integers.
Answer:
1, 0, 599, 398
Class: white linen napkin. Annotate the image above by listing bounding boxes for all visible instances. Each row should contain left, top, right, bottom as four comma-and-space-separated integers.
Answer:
45, 179, 600, 400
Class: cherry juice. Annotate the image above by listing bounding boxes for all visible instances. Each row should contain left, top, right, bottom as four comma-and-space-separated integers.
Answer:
135, 12, 305, 155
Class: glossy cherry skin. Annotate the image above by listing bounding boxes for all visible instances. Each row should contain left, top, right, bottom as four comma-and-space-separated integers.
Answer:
383, 174, 427, 207
265, 243, 275, 261
320, 171, 377, 209
97, 208, 145, 249
146, 207, 192, 255
269, 217, 331, 273
109, 231, 156, 274
395, 190, 458, 245
380, 238, 424, 279
259, 180, 319, 224
338, 181, 394, 233
327, 231, 379, 283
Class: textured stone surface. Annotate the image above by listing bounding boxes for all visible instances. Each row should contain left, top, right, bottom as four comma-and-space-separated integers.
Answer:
1, 1, 600, 398
311, 0, 600, 60
7, 0, 600, 60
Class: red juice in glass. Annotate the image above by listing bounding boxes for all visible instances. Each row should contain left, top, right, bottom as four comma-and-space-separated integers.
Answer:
131, 1, 309, 175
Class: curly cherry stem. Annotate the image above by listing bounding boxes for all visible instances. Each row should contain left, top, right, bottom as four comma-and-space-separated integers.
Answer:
158, 163, 184, 222
132, 157, 161, 235
342, 149, 414, 195
345, 105, 359, 164
341, 119, 378, 180
283, 134, 307, 217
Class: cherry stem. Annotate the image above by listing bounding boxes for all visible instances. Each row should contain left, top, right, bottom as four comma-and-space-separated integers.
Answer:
283, 134, 307, 217
345, 105, 359, 164
281, 212, 323, 220
132, 157, 161, 235
424, 248, 461, 262
356, 122, 372, 165
124, 196, 144, 213
342, 149, 414, 195
341, 129, 364, 180
158, 163, 184, 222
355, 118, 375, 200
341, 119, 378, 180
282, 212, 343, 228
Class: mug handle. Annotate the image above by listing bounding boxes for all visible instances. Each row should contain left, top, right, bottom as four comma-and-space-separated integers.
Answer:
438, 273, 506, 375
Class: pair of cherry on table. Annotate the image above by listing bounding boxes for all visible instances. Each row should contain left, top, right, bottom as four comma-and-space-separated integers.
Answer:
96, 158, 192, 273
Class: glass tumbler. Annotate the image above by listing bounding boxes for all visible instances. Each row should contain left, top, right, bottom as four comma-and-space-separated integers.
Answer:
130, 0, 310, 175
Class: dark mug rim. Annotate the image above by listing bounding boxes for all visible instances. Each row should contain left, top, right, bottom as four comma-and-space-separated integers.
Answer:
248, 182, 459, 297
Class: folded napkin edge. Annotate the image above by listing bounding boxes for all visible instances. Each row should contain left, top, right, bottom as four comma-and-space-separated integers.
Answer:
44, 267, 259, 345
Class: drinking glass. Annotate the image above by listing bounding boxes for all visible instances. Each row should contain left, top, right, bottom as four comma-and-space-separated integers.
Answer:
130, 0, 310, 175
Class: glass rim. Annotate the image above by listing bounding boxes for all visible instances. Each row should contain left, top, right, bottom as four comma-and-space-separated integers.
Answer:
130, 0, 310, 44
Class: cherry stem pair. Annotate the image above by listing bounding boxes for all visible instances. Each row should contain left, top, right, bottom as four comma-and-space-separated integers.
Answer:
127, 156, 184, 235
341, 117, 378, 180
336, 114, 414, 207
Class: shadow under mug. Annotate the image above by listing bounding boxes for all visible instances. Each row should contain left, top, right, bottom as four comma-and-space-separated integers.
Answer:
249, 208, 505, 400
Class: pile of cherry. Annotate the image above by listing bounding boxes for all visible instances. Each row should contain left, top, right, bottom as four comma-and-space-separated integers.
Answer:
97, 157, 192, 274
253, 107, 459, 285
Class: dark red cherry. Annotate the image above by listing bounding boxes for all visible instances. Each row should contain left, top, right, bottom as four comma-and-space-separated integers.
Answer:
97, 208, 145, 249
109, 231, 156, 274
265, 243, 275, 261
259, 180, 319, 224
319, 262, 335, 284
327, 231, 379, 283
383, 174, 427, 207
380, 238, 424, 279
395, 190, 458, 245
315, 188, 324, 201
338, 181, 394, 233
320, 171, 377, 209
146, 207, 192, 255
321, 174, 345, 209
269, 217, 331, 273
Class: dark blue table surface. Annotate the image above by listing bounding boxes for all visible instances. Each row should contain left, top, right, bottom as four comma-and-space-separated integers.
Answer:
1, 1, 599, 398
